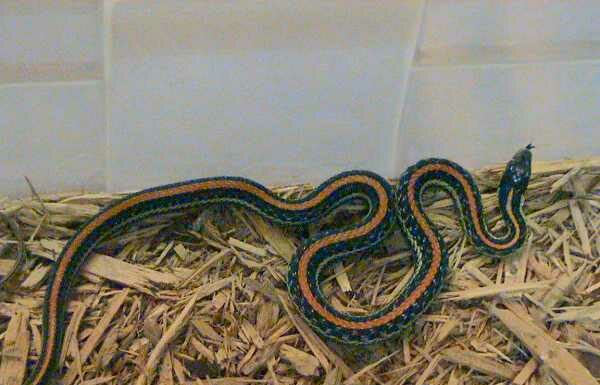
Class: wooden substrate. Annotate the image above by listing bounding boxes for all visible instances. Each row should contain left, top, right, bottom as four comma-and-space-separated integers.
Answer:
0, 155, 599, 385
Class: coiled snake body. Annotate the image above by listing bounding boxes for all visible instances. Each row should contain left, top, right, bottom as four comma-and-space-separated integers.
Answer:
27, 146, 532, 384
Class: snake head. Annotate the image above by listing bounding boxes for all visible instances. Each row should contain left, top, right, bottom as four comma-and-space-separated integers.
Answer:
500, 144, 533, 199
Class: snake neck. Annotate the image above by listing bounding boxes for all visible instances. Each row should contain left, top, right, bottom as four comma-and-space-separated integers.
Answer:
397, 158, 528, 257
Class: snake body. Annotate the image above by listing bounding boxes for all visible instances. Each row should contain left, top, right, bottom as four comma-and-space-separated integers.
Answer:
26, 146, 532, 384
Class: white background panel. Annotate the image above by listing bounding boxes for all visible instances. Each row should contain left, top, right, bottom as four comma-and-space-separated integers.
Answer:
0, 1, 101, 83
420, 0, 599, 48
0, 1, 599, 196
107, 1, 423, 191
0, 83, 105, 197
397, 62, 600, 169
417, 0, 600, 66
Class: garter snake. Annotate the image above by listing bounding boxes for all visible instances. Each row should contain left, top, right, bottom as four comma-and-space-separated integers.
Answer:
26, 146, 532, 384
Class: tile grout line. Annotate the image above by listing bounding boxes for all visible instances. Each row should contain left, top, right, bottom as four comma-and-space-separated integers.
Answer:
390, 0, 429, 177
102, 1, 114, 193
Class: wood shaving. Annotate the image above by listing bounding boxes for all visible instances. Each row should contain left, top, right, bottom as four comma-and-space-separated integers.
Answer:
0, 155, 599, 384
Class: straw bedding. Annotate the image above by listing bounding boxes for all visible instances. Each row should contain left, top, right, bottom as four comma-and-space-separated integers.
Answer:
0, 156, 599, 385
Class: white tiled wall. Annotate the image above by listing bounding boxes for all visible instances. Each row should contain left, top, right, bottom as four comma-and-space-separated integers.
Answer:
398, 62, 600, 168
1, 1, 599, 197
107, 1, 422, 190
1, 1, 104, 197
0, 1, 102, 83
398, 0, 600, 170
0, 83, 105, 197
